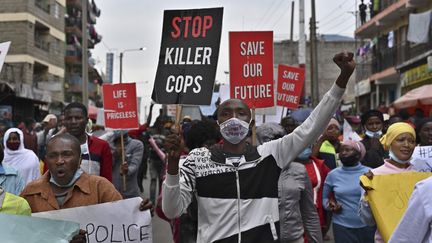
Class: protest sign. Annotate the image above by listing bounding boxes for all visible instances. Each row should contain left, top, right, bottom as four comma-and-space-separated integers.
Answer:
410, 145, 432, 172
0, 213, 79, 243
103, 83, 139, 129
152, 7, 223, 105
33, 197, 152, 243
342, 118, 361, 142
167, 104, 177, 117
360, 172, 432, 242
0, 41, 11, 73
276, 64, 305, 109
229, 31, 274, 108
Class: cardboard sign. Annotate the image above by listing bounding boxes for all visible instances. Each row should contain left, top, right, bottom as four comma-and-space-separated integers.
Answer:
103, 83, 139, 129
229, 31, 274, 108
33, 197, 153, 243
167, 104, 177, 117
276, 64, 305, 108
152, 7, 223, 105
0, 41, 11, 73
360, 172, 432, 242
342, 118, 361, 142
410, 146, 432, 172
0, 214, 79, 243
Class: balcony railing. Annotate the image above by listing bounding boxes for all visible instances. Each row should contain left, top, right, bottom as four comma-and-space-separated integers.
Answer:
34, 38, 50, 52
372, 47, 397, 73
370, 0, 400, 17
358, 38, 432, 75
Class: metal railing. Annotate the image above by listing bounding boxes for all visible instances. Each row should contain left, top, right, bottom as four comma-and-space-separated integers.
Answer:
34, 38, 50, 52
358, 40, 432, 74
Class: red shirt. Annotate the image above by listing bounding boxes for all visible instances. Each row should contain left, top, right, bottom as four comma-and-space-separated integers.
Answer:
304, 156, 330, 228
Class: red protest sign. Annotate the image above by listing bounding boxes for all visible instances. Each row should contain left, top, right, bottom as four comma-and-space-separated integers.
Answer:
276, 64, 305, 109
229, 31, 274, 108
103, 83, 139, 129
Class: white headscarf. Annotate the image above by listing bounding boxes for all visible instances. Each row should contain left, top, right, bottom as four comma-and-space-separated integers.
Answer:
3, 128, 41, 185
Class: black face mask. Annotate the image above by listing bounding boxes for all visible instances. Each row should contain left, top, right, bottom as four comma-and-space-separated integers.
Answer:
339, 153, 360, 167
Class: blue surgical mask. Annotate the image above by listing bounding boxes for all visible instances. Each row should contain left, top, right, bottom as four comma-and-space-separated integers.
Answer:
365, 129, 382, 138
296, 147, 312, 161
50, 168, 84, 188
389, 149, 411, 165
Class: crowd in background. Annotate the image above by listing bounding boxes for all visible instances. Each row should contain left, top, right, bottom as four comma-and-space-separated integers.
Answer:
1, 93, 432, 242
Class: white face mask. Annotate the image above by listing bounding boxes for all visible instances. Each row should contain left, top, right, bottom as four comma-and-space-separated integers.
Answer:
365, 129, 382, 138
218, 118, 250, 144
389, 149, 411, 165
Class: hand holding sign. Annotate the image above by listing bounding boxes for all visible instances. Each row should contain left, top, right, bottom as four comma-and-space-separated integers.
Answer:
164, 133, 184, 175
70, 229, 87, 243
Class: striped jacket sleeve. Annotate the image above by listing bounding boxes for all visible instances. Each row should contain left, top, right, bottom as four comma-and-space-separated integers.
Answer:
162, 155, 196, 219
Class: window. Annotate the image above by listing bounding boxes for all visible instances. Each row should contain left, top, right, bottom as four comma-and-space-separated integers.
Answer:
54, 2, 61, 19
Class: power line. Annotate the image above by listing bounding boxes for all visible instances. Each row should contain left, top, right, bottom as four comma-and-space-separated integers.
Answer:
255, 0, 279, 29
319, 2, 356, 28
271, 3, 291, 29
319, 12, 354, 32
335, 21, 356, 35
317, 0, 350, 23
257, 0, 287, 29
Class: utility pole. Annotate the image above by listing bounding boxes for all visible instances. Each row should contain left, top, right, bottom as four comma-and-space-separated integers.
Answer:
290, 1, 295, 41
81, 0, 88, 107
298, 0, 306, 108
310, 0, 319, 107
298, 0, 306, 66
119, 52, 123, 83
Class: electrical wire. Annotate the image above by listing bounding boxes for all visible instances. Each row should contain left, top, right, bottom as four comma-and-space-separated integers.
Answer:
271, 3, 292, 29
319, 2, 356, 28
256, 0, 285, 29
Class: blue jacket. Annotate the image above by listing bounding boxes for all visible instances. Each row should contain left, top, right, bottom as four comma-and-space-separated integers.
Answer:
0, 165, 25, 195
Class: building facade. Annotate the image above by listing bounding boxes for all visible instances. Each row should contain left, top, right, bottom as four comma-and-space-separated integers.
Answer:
355, 0, 432, 113
274, 35, 357, 107
65, 0, 102, 104
0, 0, 66, 121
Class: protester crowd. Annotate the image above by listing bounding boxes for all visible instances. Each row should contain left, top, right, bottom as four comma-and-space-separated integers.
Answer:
0, 51, 431, 243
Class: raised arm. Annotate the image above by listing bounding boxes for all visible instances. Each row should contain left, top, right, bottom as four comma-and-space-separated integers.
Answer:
258, 52, 355, 168
161, 134, 194, 218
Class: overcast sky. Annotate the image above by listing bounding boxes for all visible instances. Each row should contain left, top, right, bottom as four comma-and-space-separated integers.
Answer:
92, 0, 359, 123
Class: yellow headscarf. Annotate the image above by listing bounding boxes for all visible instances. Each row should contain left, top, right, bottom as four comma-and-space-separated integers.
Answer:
380, 122, 416, 150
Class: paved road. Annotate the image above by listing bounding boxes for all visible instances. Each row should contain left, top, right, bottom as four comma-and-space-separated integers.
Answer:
140, 171, 174, 243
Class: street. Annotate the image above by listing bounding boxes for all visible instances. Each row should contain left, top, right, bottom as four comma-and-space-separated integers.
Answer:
140, 171, 174, 243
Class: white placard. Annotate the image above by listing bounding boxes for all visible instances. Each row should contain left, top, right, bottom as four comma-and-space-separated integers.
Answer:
33, 197, 153, 243
411, 146, 432, 172
0, 41, 11, 73
343, 119, 361, 142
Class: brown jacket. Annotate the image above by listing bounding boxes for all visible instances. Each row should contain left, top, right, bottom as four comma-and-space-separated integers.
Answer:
21, 172, 122, 213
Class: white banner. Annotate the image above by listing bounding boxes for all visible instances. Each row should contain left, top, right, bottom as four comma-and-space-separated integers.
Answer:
411, 146, 432, 172
343, 119, 361, 142
0, 213, 79, 243
0, 41, 11, 73
33, 197, 153, 243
